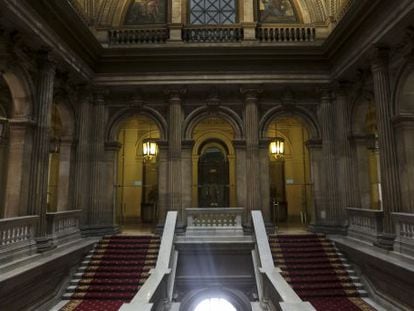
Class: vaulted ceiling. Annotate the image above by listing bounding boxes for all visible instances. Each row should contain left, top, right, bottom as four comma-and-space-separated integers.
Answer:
71, 0, 352, 27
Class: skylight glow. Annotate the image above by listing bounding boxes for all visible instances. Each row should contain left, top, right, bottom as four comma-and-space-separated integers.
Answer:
194, 298, 236, 311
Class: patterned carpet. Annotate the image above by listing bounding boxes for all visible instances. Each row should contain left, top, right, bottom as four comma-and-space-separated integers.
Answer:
60, 235, 160, 311
269, 234, 376, 311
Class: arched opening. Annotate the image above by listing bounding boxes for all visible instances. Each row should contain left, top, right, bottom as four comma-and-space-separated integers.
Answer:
351, 96, 382, 210
47, 104, 63, 212
266, 116, 312, 229
116, 115, 161, 228
0, 76, 11, 218
191, 117, 236, 207
194, 298, 236, 311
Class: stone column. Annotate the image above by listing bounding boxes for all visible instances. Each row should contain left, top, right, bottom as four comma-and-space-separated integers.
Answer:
3, 118, 33, 217
157, 141, 169, 229
73, 87, 92, 224
371, 48, 401, 248
29, 54, 56, 249
84, 89, 116, 236
241, 87, 262, 222
169, 0, 183, 41
56, 137, 73, 211
241, 0, 256, 40
259, 139, 271, 223
234, 140, 247, 210
334, 84, 358, 213
166, 89, 185, 224
394, 115, 414, 213
316, 88, 343, 232
181, 140, 194, 211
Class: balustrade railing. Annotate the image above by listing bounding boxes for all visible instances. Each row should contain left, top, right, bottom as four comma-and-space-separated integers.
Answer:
108, 28, 169, 45
393, 212, 414, 257
46, 210, 81, 243
256, 25, 316, 43
182, 26, 243, 43
346, 208, 383, 244
186, 207, 243, 228
0, 216, 39, 264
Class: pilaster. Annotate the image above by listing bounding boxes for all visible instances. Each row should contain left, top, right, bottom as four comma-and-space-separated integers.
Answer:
241, 86, 262, 222
371, 47, 401, 249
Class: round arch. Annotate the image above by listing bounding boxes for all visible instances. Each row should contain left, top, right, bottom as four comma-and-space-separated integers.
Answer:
180, 287, 252, 311
259, 105, 320, 140
183, 106, 244, 140
1, 65, 34, 118
106, 106, 167, 142
393, 60, 414, 116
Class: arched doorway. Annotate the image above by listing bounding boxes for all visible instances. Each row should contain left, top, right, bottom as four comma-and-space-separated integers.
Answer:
266, 117, 312, 229
116, 115, 160, 227
198, 141, 229, 207
191, 117, 236, 207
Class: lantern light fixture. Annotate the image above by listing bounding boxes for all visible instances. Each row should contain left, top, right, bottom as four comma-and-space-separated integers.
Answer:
142, 138, 158, 161
270, 137, 285, 159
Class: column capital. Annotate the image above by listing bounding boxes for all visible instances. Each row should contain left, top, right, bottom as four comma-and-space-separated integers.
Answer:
93, 87, 108, 105
165, 87, 187, 103
319, 86, 333, 103
36, 49, 58, 75
104, 141, 122, 152
370, 46, 390, 73
240, 86, 263, 102
75, 83, 93, 102
331, 80, 353, 98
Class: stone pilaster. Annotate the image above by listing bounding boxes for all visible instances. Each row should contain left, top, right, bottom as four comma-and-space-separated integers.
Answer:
306, 139, 323, 227
315, 88, 343, 232
156, 140, 169, 230
28, 53, 56, 250
371, 47, 401, 248
166, 88, 185, 223
73, 86, 92, 224
241, 87, 262, 221
334, 84, 358, 212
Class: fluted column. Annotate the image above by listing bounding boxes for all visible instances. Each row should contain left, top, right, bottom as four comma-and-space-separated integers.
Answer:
4, 118, 33, 217
306, 139, 323, 226
335, 84, 358, 213
371, 48, 401, 248
166, 88, 185, 223
29, 53, 56, 245
317, 88, 342, 230
73, 86, 92, 224
241, 87, 262, 220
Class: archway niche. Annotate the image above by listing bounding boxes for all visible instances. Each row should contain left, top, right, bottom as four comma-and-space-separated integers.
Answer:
0, 68, 34, 218
350, 94, 382, 210
191, 117, 236, 208
395, 68, 414, 213
115, 115, 161, 227
265, 116, 312, 227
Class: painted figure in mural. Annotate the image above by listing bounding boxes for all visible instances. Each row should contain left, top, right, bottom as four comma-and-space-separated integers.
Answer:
259, 0, 296, 23
125, 0, 166, 25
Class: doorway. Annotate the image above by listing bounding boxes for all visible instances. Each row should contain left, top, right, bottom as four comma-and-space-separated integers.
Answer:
198, 142, 229, 207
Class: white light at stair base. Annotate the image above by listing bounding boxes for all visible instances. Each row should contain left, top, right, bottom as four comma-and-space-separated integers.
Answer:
194, 298, 236, 311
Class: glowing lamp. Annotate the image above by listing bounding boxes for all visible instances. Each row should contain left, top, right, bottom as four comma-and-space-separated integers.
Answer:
142, 138, 158, 161
270, 137, 285, 159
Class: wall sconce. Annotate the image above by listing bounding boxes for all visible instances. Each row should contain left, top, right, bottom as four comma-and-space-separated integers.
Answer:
142, 138, 158, 161
270, 137, 285, 159
49, 137, 60, 153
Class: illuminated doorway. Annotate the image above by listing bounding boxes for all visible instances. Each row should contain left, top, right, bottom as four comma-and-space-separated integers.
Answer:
194, 298, 236, 311
267, 117, 312, 229
116, 116, 160, 226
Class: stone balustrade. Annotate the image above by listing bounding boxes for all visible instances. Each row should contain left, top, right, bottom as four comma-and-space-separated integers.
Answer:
0, 216, 39, 264
393, 212, 414, 257
182, 26, 244, 43
108, 28, 169, 45
346, 208, 384, 244
46, 210, 81, 244
186, 207, 243, 228
256, 25, 316, 43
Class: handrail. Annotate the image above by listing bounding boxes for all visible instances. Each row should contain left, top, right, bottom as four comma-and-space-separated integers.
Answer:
120, 211, 177, 311
251, 211, 315, 310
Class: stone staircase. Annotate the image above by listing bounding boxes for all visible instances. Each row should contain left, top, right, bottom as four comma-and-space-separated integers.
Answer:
269, 234, 375, 310
59, 235, 160, 311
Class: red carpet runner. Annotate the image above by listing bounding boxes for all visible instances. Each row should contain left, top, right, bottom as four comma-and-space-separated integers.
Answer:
269, 234, 376, 311
60, 235, 160, 311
